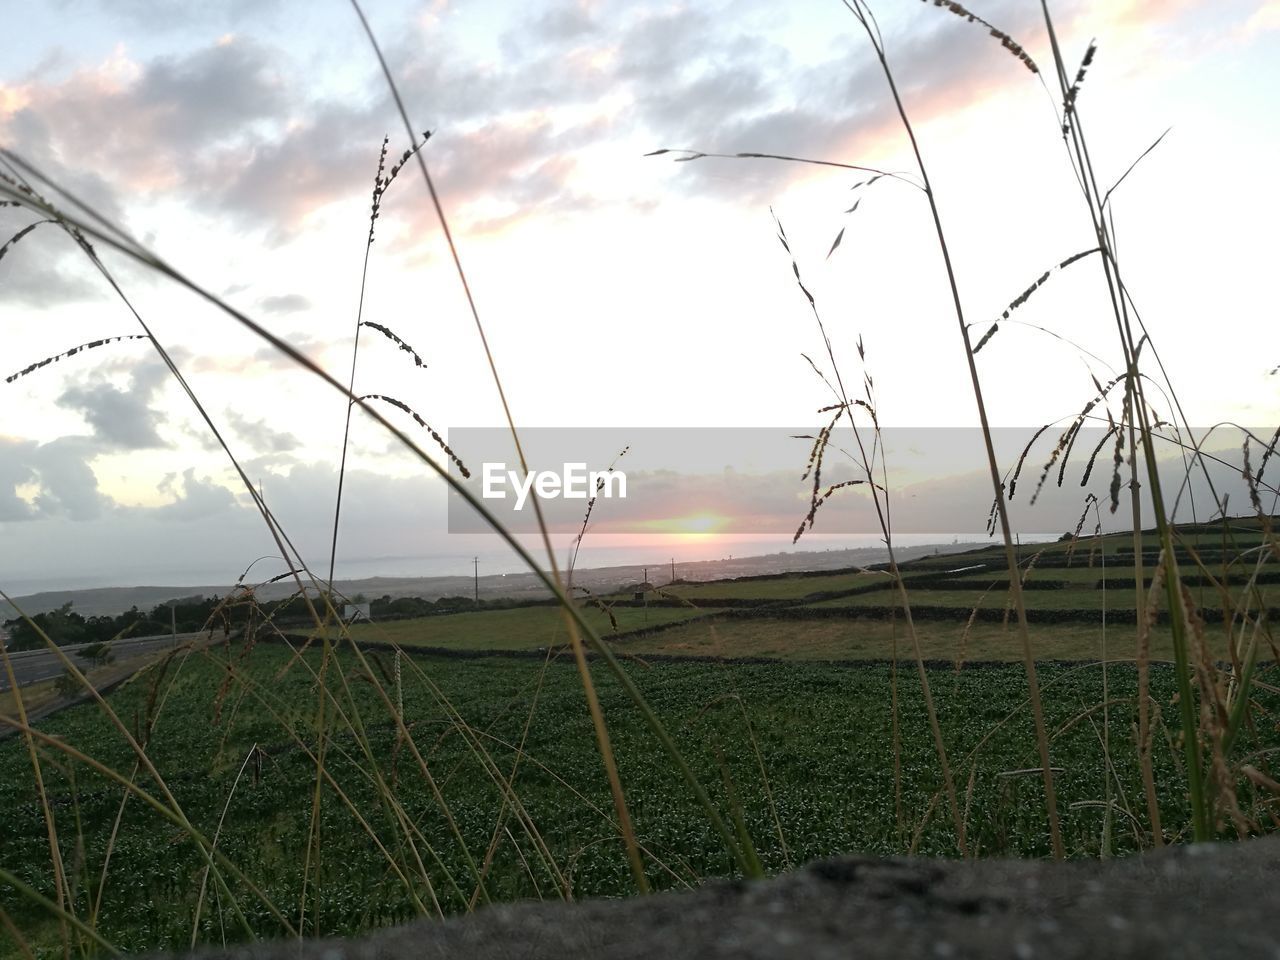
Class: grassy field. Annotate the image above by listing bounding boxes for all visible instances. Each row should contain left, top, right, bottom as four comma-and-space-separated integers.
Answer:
1, 525, 1275, 956
615, 616, 1143, 663
332, 603, 720, 651
0, 678, 60, 718
807, 583, 1280, 613
5, 639, 1267, 954
654, 571, 888, 601
311, 523, 1275, 668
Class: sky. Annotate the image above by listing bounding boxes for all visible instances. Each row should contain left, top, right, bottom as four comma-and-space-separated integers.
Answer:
1, 0, 1278, 595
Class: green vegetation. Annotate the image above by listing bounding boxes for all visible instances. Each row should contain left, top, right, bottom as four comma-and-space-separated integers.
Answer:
76, 644, 115, 667
336, 603, 722, 651
657, 572, 886, 601
6, 640, 1271, 953
4, 600, 193, 652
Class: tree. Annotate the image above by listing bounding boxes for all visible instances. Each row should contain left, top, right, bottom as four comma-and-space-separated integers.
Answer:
6, 602, 87, 651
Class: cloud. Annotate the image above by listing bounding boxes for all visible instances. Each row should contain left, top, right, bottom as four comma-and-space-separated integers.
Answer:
55, 356, 170, 449
204, 99, 382, 236
153, 468, 235, 521
0, 435, 111, 521
526, 3, 598, 44
0, 449, 471, 595
0, 437, 39, 520
1236, 0, 1280, 40
258, 292, 311, 314
248, 332, 334, 371
624, 1, 1053, 201
0, 213, 101, 307
177, 332, 334, 376
58, 0, 284, 30
1, 37, 290, 217
0, 0, 1204, 275
225, 409, 299, 454
31, 437, 108, 520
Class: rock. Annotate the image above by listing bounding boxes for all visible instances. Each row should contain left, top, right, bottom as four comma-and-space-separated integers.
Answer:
168, 838, 1280, 960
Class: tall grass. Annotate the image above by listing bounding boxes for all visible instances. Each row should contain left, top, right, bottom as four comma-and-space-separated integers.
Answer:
0, 0, 1278, 954
653, 0, 1278, 852
0, 1, 761, 948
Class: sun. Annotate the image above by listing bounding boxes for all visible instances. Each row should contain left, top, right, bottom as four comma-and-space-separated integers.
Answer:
636, 512, 732, 536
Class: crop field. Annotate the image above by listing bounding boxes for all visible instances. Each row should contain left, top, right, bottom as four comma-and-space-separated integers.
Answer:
616, 616, 1136, 663
1, 524, 1277, 955
333, 603, 720, 651
655, 571, 887, 601
297, 524, 1278, 670
5, 637, 1271, 954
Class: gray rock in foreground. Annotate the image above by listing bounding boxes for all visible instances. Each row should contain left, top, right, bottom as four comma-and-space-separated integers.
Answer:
173, 838, 1279, 960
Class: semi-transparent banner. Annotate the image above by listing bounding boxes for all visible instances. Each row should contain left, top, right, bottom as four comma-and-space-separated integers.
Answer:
444, 425, 1274, 535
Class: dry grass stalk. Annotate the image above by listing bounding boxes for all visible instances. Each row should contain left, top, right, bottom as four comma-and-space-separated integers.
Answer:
646, 148, 919, 189
568, 446, 629, 586
796, 476, 876, 543
359, 320, 429, 369
826, 174, 891, 257
1061, 41, 1097, 137
977, 247, 1101, 359
570, 585, 620, 634
1108, 424, 1126, 514
774, 204, 969, 856
367, 132, 431, 246
971, 322, 999, 353
5, 335, 148, 384
922, 0, 1039, 73
955, 582, 996, 671
1135, 551, 1166, 844
1080, 424, 1118, 488
347, 2, 681, 889
1180, 583, 1251, 837
1007, 423, 1054, 501
1006, 374, 1121, 504
1063, 493, 1100, 565
1039, 0, 1211, 836
358, 393, 470, 477
1256, 425, 1280, 488
0, 218, 55, 265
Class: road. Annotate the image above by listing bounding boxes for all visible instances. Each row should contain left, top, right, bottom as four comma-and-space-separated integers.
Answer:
0, 633, 207, 691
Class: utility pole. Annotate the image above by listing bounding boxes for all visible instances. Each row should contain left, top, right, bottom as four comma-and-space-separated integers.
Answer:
670, 557, 675, 584
473, 557, 479, 604
170, 602, 177, 646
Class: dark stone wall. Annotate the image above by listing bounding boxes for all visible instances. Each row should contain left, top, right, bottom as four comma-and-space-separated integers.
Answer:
166, 837, 1279, 960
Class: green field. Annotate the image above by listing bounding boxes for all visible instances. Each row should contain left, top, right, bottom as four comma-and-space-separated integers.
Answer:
807, 583, 1280, 613
655, 571, 886, 601
311, 525, 1276, 668
5, 640, 1265, 954
615, 616, 1154, 663
3, 523, 1277, 956
334, 603, 719, 651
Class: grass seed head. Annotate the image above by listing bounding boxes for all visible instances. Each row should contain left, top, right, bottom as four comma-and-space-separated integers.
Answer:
923, 0, 1038, 73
